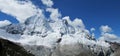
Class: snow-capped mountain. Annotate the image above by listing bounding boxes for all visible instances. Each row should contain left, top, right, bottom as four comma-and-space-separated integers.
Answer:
0, 0, 120, 56
0, 12, 116, 56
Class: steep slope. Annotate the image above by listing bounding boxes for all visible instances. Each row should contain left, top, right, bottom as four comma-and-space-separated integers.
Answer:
0, 38, 34, 56
24, 14, 52, 37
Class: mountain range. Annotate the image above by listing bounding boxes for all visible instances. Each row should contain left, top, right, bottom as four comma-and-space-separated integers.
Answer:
0, 13, 120, 56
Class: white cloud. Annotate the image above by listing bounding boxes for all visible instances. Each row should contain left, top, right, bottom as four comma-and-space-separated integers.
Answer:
100, 25, 112, 33
72, 18, 85, 29
99, 33, 120, 42
0, 20, 11, 27
90, 28, 95, 38
0, 0, 38, 23
41, 0, 53, 7
103, 33, 117, 39
46, 8, 61, 21
99, 25, 120, 43
90, 28, 95, 32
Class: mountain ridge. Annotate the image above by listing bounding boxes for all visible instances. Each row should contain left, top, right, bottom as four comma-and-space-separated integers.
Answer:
0, 13, 119, 56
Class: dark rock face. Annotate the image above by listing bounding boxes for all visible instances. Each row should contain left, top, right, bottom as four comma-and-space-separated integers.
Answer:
98, 51, 104, 56
0, 38, 34, 56
23, 45, 52, 56
5, 24, 25, 35
109, 42, 120, 56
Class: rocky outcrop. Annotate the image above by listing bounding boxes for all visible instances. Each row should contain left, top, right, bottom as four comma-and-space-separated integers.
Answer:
23, 45, 52, 56
109, 42, 120, 56
0, 38, 34, 56
23, 43, 97, 56
51, 43, 96, 56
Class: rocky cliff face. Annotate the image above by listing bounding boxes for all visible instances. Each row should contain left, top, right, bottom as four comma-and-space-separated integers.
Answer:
0, 38, 34, 56
107, 42, 120, 56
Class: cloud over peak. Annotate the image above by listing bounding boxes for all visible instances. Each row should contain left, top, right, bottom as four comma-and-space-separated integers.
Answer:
99, 25, 120, 43
0, 20, 11, 27
100, 25, 112, 33
90, 28, 95, 32
46, 8, 61, 21
0, 0, 38, 23
72, 18, 85, 29
41, 0, 53, 7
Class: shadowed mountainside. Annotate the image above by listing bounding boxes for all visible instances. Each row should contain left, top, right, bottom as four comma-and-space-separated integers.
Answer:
0, 38, 34, 56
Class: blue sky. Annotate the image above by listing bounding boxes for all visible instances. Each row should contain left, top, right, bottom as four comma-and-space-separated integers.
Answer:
0, 0, 120, 38
53, 0, 120, 37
